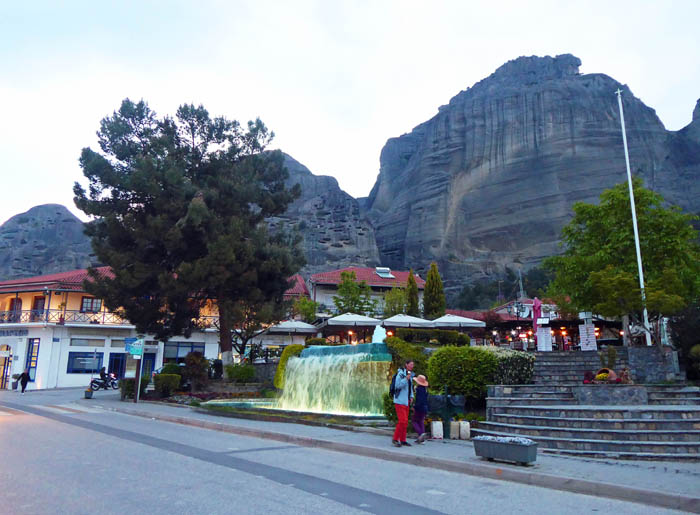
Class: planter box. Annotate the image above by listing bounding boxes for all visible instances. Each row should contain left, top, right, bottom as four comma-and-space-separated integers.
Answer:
473, 437, 537, 465
84, 390, 93, 399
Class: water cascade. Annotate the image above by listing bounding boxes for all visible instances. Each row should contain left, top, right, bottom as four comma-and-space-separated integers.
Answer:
276, 327, 391, 416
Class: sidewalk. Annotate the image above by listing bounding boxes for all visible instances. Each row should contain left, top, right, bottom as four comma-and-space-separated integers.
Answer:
84, 395, 700, 513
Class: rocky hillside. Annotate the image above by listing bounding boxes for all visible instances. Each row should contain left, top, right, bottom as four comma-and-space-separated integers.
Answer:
0, 204, 96, 279
363, 54, 700, 294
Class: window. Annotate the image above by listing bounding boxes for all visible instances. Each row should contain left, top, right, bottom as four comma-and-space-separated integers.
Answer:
67, 352, 103, 374
25, 338, 40, 381
110, 339, 126, 348
80, 297, 102, 313
163, 342, 205, 363
70, 338, 105, 347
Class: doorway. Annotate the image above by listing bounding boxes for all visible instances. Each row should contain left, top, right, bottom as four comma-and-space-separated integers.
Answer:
141, 352, 156, 378
108, 353, 127, 379
0, 344, 12, 389
31, 296, 46, 322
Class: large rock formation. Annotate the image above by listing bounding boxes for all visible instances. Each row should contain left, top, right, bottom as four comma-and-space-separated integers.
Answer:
0, 204, 96, 279
364, 54, 700, 295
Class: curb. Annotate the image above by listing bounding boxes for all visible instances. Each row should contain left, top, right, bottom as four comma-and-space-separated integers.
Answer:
104, 404, 700, 513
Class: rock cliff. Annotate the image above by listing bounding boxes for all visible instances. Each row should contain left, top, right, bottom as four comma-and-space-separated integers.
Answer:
364, 54, 700, 295
0, 204, 96, 279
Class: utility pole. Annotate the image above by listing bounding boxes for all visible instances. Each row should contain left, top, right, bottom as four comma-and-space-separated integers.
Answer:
616, 88, 652, 346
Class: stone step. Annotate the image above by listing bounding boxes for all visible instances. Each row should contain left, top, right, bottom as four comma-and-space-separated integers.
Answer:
470, 428, 700, 454
533, 365, 629, 371
476, 421, 700, 442
487, 397, 577, 407
532, 380, 582, 385
649, 398, 700, 406
648, 390, 700, 398
539, 448, 700, 461
646, 386, 700, 393
491, 406, 700, 420
490, 413, 700, 430
488, 385, 573, 393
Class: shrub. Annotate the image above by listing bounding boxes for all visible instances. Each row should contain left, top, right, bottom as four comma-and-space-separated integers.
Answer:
182, 351, 209, 392
119, 375, 150, 399
427, 346, 498, 399
396, 328, 469, 346
154, 373, 181, 398
382, 391, 413, 424
273, 344, 304, 389
305, 337, 329, 346
385, 337, 428, 376
211, 359, 223, 380
161, 362, 182, 375
225, 364, 256, 383
482, 347, 535, 385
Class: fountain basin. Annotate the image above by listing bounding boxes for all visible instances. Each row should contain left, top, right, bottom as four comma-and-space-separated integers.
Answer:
203, 399, 386, 420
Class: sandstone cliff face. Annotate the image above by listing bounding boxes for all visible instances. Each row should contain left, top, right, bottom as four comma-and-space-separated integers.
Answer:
0, 204, 96, 279
270, 154, 380, 276
364, 54, 700, 294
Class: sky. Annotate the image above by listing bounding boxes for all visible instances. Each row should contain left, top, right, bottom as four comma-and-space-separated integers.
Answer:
1, 0, 699, 225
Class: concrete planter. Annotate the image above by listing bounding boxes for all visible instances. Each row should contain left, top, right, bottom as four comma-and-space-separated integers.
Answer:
473, 436, 537, 465
84, 389, 93, 399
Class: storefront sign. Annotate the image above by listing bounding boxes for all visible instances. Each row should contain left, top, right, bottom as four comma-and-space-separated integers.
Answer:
536, 327, 552, 351
579, 323, 597, 351
0, 329, 28, 337
125, 337, 144, 356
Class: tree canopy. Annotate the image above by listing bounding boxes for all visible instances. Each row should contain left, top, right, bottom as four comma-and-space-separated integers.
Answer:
545, 178, 700, 343
332, 271, 376, 316
405, 270, 420, 317
74, 99, 304, 362
383, 287, 407, 317
423, 262, 446, 319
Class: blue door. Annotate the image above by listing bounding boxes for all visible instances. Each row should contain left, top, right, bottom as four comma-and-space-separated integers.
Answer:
108, 353, 126, 379
141, 352, 156, 378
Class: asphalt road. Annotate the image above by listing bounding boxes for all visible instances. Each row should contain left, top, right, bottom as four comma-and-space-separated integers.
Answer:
0, 390, 688, 515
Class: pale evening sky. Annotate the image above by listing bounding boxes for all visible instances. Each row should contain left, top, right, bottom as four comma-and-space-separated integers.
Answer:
1, 0, 699, 225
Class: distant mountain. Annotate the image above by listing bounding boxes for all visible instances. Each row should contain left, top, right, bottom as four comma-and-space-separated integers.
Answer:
0, 204, 96, 280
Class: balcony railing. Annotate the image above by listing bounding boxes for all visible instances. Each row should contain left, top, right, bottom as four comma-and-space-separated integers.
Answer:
0, 309, 223, 328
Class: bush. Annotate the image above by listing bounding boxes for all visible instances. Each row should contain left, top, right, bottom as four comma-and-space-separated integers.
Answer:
304, 337, 329, 346
161, 362, 182, 375
182, 351, 209, 392
154, 374, 181, 398
382, 391, 413, 424
385, 337, 428, 376
211, 359, 223, 380
273, 344, 304, 389
427, 346, 498, 399
225, 364, 256, 383
396, 328, 469, 346
119, 375, 150, 400
483, 347, 535, 385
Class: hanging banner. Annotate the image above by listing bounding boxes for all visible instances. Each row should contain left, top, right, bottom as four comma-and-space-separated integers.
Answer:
579, 323, 597, 351
536, 328, 552, 351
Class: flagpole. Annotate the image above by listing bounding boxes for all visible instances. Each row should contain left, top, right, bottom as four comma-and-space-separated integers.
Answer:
616, 88, 653, 346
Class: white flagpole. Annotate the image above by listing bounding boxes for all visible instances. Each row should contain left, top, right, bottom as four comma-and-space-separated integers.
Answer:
616, 88, 653, 346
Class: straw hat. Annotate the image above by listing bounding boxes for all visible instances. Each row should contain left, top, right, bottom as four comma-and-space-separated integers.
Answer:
413, 374, 429, 387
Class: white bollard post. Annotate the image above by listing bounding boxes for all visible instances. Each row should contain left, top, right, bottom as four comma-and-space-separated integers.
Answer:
459, 421, 471, 440
450, 421, 460, 439
430, 420, 443, 439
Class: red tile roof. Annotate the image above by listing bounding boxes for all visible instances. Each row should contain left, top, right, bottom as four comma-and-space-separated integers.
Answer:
0, 267, 113, 294
446, 309, 530, 322
310, 267, 425, 289
284, 274, 310, 298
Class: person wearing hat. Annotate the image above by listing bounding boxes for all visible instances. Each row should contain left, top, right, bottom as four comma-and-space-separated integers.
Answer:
411, 374, 429, 443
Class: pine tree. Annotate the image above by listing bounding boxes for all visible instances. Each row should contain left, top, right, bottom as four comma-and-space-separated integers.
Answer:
423, 262, 446, 319
406, 270, 420, 317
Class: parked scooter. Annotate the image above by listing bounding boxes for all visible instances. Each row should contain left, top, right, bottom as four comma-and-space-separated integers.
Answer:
90, 373, 119, 391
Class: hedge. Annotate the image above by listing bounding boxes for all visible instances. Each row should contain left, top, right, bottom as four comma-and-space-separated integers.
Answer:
427, 346, 498, 399
385, 336, 428, 376
119, 375, 151, 400
396, 328, 469, 346
305, 337, 328, 346
225, 364, 256, 383
483, 347, 535, 385
161, 362, 182, 375
273, 344, 304, 389
154, 374, 181, 397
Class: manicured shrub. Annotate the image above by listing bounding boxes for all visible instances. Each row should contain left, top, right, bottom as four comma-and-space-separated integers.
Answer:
182, 351, 209, 392
119, 375, 150, 399
385, 336, 428, 376
304, 337, 329, 346
427, 346, 498, 399
225, 364, 256, 383
273, 344, 304, 389
154, 374, 181, 397
161, 362, 182, 375
396, 328, 469, 346
482, 347, 535, 385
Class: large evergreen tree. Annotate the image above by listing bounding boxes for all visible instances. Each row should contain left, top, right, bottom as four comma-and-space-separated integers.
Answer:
74, 99, 304, 363
545, 179, 700, 344
406, 270, 420, 317
422, 262, 446, 319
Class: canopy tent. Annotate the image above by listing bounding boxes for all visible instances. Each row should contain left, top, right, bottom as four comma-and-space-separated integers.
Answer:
431, 313, 485, 328
266, 320, 318, 334
382, 314, 435, 328
326, 312, 382, 326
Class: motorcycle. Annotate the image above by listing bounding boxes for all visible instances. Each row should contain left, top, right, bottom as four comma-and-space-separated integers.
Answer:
90, 373, 119, 391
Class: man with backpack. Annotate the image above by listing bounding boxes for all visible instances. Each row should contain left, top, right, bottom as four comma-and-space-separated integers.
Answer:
391, 359, 414, 447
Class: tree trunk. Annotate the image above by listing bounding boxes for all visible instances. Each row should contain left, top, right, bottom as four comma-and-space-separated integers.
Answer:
622, 315, 631, 347
218, 304, 234, 368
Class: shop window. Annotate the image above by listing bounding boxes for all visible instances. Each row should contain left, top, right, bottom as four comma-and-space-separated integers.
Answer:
70, 338, 105, 347
80, 297, 102, 313
25, 338, 40, 381
110, 339, 126, 348
163, 342, 205, 363
67, 352, 103, 373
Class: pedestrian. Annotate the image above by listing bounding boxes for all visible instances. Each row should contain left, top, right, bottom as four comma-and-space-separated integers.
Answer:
18, 368, 30, 394
392, 359, 414, 447
412, 374, 429, 444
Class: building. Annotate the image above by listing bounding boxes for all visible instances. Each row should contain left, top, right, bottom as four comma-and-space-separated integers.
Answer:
309, 266, 425, 315
0, 269, 310, 390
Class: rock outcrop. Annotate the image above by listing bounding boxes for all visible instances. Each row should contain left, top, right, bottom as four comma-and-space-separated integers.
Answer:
0, 204, 96, 279
364, 54, 700, 295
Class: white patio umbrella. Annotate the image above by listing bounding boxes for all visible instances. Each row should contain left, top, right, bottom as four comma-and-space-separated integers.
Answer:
266, 320, 318, 334
431, 313, 485, 328
382, 314, 435, 328
326, 312, 382, 326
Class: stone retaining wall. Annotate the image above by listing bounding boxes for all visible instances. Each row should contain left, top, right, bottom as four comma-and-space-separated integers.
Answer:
572, 385, 649, 405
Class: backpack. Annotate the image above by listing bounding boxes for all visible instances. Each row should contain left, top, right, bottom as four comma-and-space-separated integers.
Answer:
389, 369, 413, 398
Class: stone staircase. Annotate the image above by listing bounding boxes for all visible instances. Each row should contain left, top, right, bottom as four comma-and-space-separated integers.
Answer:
476, 350, 700, 460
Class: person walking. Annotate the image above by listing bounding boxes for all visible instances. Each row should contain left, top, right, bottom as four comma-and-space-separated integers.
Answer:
412, 374, 429, 444
392, 359, 414, 447
18, 368, 30, 394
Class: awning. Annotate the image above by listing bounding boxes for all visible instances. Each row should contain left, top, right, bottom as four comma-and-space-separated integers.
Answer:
326, 313, 382, 327
431, 313, 485, 328
266, 320, 318, 334
382, 314, 435, 328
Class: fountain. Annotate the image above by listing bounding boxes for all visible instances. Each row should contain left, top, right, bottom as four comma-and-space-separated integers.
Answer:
205, 326, 392, 418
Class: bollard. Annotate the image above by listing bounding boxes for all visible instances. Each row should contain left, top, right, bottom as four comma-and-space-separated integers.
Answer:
459, 421, 471, 440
